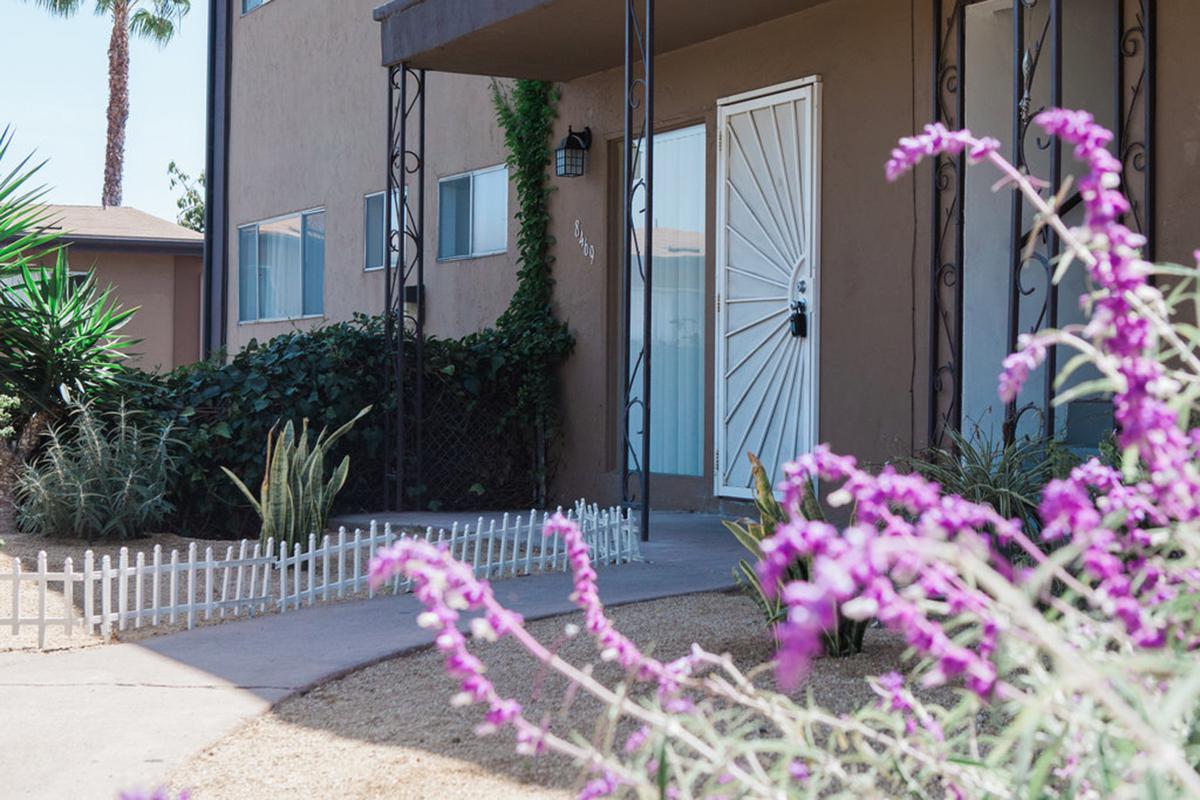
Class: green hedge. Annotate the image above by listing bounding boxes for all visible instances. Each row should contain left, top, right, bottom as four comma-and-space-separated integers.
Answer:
125, 314, 540, 538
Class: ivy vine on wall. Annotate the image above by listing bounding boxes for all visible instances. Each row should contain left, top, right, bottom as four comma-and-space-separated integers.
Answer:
491, 79, 575, 506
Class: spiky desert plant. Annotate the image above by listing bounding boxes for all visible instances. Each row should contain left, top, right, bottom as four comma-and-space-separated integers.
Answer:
907, 428, 1077, 545
723, 451, 869, 657
16, 399, 177, 540
222, 406, 371, 550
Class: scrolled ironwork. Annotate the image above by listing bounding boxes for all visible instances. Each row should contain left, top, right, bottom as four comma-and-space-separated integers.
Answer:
928, 0, 967, 448
931, 0, 1154, 449
384, 63, 427, 510
620, 0, 653, 542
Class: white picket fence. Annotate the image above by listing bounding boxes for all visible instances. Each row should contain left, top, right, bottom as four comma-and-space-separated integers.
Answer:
0, 501, 639, 648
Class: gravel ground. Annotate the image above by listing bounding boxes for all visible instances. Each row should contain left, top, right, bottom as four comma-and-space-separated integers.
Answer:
170, 591, 933, 799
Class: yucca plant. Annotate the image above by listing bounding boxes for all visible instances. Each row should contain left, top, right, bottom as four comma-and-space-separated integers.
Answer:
724, 452, 869, 657
0, 128, 60, 269
16, 399, 178, 540
222, 406, 371, 551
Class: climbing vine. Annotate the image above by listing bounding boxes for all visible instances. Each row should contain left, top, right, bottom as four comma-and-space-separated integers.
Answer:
491, 79, 574, 505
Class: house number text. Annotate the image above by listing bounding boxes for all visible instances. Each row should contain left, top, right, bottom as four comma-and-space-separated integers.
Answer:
573, 219, 595, 265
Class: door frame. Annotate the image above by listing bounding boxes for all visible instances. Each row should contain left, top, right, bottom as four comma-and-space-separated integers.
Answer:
713, 75, 822, 500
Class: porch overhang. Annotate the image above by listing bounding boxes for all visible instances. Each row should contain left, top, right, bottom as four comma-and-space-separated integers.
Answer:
374, 0, 828, 79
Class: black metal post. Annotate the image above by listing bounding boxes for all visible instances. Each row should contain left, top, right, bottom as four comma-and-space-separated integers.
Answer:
929, 0, 966, 449
1003, 1, 1025, 444
1042, 0, 1063, 438
1143, 0, 1156, 262
385, 63, 426, 511
621, 0, 653, 542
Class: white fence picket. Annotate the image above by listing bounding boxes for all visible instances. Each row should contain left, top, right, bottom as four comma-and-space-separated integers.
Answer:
0, 499, 638, 647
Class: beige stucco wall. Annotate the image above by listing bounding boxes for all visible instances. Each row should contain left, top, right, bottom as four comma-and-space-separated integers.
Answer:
540, 0, 928, 510
225, 0, 927, 512
1156, 0, 1200, 268
225, 0, 518, 350
69, 248, 201, 372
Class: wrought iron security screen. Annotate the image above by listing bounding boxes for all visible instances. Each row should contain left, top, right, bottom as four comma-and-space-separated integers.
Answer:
930, 0, 1154, 447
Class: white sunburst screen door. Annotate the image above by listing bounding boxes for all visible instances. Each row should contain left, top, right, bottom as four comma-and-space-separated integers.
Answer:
715, 78, 821, 499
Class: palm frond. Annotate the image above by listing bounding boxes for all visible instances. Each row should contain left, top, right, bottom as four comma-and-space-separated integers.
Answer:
129, 0, 191, 44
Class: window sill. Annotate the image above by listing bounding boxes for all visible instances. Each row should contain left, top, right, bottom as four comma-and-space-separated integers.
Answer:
437, 250, 507, 264
238, 314, 325, 326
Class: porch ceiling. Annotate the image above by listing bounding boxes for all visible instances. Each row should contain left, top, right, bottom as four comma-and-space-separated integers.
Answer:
374, 0, 829, 80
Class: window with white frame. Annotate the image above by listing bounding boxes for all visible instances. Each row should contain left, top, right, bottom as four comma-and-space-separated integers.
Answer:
238, 208, 325, 323
364, 190, 402, 272
437, 165, 508, 260
242, 0, 267, 14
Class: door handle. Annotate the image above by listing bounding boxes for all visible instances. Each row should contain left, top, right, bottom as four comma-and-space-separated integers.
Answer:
789, 299, 808, 339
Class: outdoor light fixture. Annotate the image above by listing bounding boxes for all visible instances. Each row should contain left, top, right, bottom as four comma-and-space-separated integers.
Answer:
555, 126, 592, 178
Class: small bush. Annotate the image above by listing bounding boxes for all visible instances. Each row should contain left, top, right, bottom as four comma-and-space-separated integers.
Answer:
16, 401, 178, 540
123, 314, 553, 537
906, 428, 1078, 541
724, 451, 869, 657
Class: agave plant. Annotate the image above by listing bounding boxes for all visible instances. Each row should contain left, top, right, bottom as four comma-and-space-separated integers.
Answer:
0, 255, 136, 408
724, 452, 869, 657
222, 406, 371, 550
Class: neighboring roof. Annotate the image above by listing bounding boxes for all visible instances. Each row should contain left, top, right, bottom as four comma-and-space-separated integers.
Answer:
34, 204, 204, 255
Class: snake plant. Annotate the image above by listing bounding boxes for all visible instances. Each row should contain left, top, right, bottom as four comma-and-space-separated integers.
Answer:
222, 405, 370, 550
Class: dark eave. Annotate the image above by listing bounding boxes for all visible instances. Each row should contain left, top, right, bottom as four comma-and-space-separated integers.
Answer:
62, 235, 205, 256
375, 0, 828, 80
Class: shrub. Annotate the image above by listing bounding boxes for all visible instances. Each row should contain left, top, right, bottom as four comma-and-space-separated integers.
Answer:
17, 400, 177, 541
724, 451, 868, 656
126, 315, 548, 537
369, 109, 1200, 798
222, 407, 369, 550
906, 428, 1079, 542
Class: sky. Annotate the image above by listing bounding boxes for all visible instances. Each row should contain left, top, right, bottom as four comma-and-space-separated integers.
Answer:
0, 0, 209, 224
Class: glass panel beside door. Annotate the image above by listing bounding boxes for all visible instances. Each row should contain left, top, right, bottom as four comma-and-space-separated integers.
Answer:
626, 125, 707, 478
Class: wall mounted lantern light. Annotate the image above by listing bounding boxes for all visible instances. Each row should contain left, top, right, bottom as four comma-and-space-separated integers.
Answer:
555, 126, 592, 178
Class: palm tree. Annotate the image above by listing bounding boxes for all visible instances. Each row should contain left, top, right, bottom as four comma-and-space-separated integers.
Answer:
27, 0, 191, 207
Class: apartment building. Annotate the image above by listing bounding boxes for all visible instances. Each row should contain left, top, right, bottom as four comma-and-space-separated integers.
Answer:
205, 0, 1200, 511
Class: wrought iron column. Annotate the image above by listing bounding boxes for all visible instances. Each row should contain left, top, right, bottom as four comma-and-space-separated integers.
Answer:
621, 0, 653, 542
1003, 0, 1060, 444
929, 0, 966, 448
1116, 0, 1155, 259
385, 63, 426, 511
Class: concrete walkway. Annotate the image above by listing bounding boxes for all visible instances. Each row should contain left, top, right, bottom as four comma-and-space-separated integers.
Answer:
0, 512, 743, 799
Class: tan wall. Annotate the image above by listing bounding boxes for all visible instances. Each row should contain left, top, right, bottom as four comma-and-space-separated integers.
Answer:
226, 0, 518, 350
1157, 0, 1200, 267
70, 248, 200, 372
173, 255, 203, 367
545, 0, 928, 509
